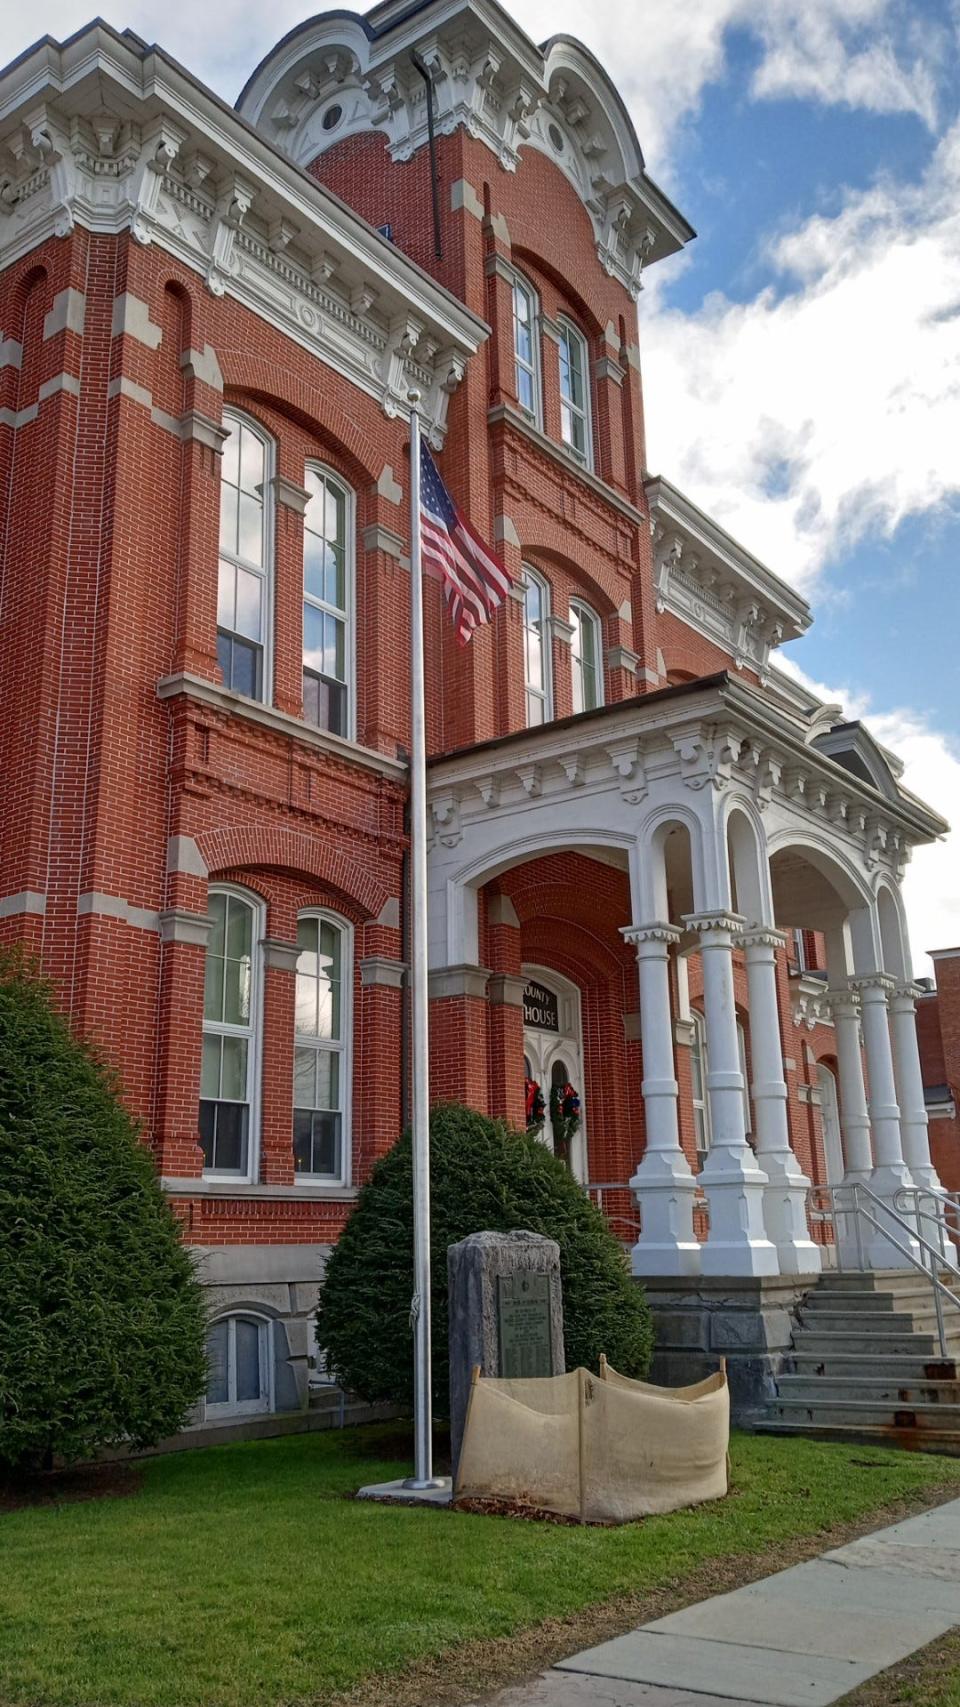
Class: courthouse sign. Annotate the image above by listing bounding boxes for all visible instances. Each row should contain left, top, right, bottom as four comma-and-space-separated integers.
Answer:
523, 980, 559, 1032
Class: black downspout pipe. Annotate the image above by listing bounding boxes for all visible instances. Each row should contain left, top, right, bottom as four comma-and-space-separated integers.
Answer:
411, 49, 443, 263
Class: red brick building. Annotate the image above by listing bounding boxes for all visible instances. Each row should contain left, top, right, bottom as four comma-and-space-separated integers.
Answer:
0, 1, 952, 1427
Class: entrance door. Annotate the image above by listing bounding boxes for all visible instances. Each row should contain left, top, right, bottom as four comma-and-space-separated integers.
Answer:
818, 1063, 844, 1184
521, 966, 586, 1181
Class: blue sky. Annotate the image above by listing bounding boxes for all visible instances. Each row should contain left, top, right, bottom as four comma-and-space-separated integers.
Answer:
3, 0, 959, 963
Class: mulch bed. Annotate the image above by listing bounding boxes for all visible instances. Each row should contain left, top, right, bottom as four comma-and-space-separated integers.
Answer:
0, 1461, 143, 1513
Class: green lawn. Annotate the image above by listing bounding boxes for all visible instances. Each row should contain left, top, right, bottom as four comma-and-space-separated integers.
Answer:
2, 1425, 960, 1707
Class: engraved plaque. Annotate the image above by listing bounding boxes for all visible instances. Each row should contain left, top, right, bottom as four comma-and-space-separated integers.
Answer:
497, 1271, 554, 1379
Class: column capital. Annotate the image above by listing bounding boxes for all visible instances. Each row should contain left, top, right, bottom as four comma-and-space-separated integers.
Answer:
158, 907, 213, 947
851, 972, 897, 999
683, 909, 746, 939
428, 963, 491, 1000
826, 982, 861, 1015
889, 981, 923, 1007
487, 972, 528, 1007
739, 925, 789, 952
621, 921, 681, 951
359, 955, 407, 989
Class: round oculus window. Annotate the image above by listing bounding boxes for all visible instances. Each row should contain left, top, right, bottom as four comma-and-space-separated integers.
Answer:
548, 122, 564, 153
322, 103, 343, 132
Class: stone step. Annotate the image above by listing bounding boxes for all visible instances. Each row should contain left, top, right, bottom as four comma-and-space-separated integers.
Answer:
777, 1374, 960, 1406
801, 1286, 956, 1312
796, 1307, 958, 1335
787, 1350, 959, 1381
812, 1270, 960, 1293
793, 1328, 960, 1357
770, 1397, 960, 1431
754, 1419, 960, 1456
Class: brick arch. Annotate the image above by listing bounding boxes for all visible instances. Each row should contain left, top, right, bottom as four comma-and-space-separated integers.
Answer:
217, 352, 382, 486
195, 826, 390, 920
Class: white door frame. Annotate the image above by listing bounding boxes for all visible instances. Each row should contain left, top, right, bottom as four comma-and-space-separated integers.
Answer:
817, 1062, 844, 1185
521, 963, 587, 1182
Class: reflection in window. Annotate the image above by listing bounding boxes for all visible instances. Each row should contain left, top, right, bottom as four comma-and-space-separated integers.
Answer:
512, 275, 540, 423
522, 567, 552, 727
200, 889, 258, 1178
303, 468, 352, 737
691, 1011, 752, 1169
570, 600, 602, 714
217, 414, 270, 701
558, 321, 591, 465
293, 913, 350, 1179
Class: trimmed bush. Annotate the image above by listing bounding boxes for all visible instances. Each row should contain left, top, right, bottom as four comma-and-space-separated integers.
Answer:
0, 952, 207, 1471
317, 1102, 653, 1410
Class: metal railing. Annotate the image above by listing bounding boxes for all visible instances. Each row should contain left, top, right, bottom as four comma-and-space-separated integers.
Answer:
808, 1180, 960, 1359
585, 1181, 639, 1241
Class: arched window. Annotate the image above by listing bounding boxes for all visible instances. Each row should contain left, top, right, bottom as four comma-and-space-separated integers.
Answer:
569, 599, 603, 714
217, 412, 272, 702
303, 466, 353, 738
558, 319, 592, 466
522, 566, 552, 726
205, 1313, 272, 1416
512, 273, 541, 424
294, 911, 352, 1180
199, 886, 261, 1180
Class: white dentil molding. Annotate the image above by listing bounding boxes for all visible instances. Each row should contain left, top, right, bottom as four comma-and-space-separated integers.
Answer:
0, 27, 485, 447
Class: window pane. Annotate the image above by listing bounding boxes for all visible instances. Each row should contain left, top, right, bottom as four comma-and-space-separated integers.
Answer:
225, 637, 261, 700
217, 560, 236, 628
219, 483, 238, 556
220, 1035, 248, 1101
302, 671, 320, 727
524, 576, 541, 624
294, 1046, 317, 1105
239, 426, 264, 496
324, 483, 344, 546
235, 1318, 262, 1403
294, 1109, 341, 1176
203, 1102, 247, 1174
303, 533, 326, 603
517, 367, 534, 414
295, 970, 318, 1035
303, 603, 325, 677
315, 1050, 339, 1111
221, 423, 240, 487
198, 1098, 217, 1169
238, 495, 263, 568
297, 915, 319, 958
205, 1321, 229, 1405
234, 569, 262, 641
525, 625, 544, 691
200, 1034, 221, 1098
527, 691, 545, 726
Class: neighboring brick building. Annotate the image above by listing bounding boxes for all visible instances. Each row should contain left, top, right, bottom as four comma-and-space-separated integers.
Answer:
918, 954, 960, 1193
0, 0, 951, 1429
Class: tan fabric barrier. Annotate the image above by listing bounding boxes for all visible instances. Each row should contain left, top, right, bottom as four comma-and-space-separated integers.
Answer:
455, 1360, 729, 1523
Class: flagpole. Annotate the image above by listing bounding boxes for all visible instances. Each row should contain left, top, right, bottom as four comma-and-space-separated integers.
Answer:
404, 389, 442, 1491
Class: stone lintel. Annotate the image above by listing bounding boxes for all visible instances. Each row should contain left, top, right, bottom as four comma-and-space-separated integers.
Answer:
359, 955, 406, 989
159, 907, 214, 946
428, 963, 491, 1000
0, 889, 46, 918
271, 475, 311, 515
262, 937, 301, 972
487, 972, 528, 1007
606, 644, 639, 675
362, 522, 406, 558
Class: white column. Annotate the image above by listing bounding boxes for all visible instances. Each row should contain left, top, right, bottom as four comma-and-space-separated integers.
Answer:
828, 985, 874, 1184
889, 983, 940, 1192
740, 927, 820, 1275
622, 923, 700, 1277
853, 972, 919, 1268
685, 911, 777, 1277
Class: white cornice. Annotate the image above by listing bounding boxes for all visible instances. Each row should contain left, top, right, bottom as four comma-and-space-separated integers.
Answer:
236, 1, 695, 300
0, 25, 486, 446
645, 474, 811, 681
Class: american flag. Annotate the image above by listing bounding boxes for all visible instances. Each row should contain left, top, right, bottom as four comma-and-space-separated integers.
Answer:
419, 443, 513, 645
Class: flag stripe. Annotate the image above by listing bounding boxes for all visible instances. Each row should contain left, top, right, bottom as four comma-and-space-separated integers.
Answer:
419, 443, 513, 645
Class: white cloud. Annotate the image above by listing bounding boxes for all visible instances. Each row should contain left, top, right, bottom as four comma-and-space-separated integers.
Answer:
638, 115, 960, 591
778, 659, 960, 972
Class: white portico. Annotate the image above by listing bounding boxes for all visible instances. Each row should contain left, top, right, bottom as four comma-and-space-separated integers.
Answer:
427, 667, 948, 1280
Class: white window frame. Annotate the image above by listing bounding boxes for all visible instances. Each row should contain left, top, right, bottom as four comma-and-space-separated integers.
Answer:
204, 1312, 273, 1418
691, 1010, 751, 1168
217, 410, 275, 706
558, 318, 592, 468
512, 272, 541, 426
569, 598, 604, 714
200, 883, 264, 1185
521, 565, 553, 727
293, 909, 353, 1185
302, 463, 356, 742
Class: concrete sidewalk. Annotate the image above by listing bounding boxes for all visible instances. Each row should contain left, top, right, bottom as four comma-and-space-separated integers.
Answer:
470, 1497, 960, 1707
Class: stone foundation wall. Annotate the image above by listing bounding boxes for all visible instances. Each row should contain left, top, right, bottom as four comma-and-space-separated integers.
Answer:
641, 1273, 818, 1420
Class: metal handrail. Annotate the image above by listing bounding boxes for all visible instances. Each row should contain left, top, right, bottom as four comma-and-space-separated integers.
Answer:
809, 1180, 960, 1359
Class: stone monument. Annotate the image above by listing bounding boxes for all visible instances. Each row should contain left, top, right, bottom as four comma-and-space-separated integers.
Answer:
447, 1228, 564, 1471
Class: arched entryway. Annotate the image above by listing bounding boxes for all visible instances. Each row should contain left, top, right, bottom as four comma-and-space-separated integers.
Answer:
521, 964, 587, 1181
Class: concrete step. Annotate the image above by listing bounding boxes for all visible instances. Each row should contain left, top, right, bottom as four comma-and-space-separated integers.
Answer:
770, 1397, 960, 1431
754, 1419, 960, 1456
811, 1270, 960, 1293
796, 1307, 959, 1335
777, 1374, 960, 1406
787, 1350, 959, 1381
793, 1329, 960, 1357
801, 1286, 957, 1312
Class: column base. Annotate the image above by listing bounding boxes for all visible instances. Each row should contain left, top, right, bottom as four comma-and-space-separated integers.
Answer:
629, 1155, 701, 1278
699, 1151, 779, 1278
863, 1164, 922, 1268
759, 1154, 821, 1277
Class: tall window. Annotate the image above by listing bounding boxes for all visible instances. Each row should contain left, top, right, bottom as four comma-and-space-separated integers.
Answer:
200, 887, 260, 1179
569, 599, 602, 714
522, 566, 552, 726
294, 912, 351, 1180
303, 466, 353, 737
512, 274, 540, 423
218, 413, 271, 701
558, 320, 591, 465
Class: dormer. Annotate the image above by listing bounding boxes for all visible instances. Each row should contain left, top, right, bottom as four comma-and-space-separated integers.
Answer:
645, 475, 811, 682
236, 1, 695, 300
811, 722, 904, 801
